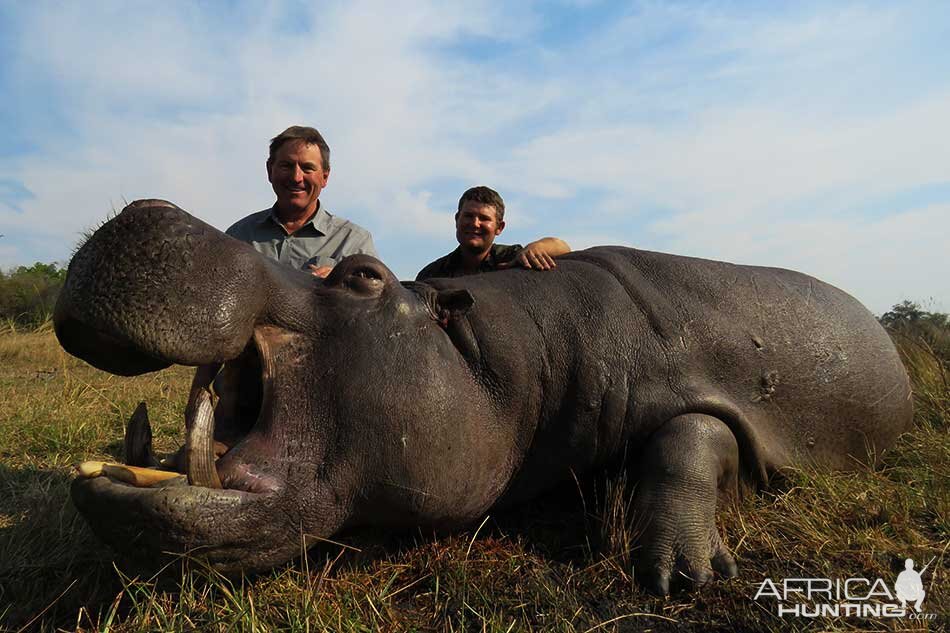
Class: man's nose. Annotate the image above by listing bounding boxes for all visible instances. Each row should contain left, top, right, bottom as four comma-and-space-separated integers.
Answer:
291, 165, 304, 181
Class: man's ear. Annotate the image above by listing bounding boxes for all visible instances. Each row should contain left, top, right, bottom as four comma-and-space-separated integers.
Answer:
495, 220, 506, 236
266, 159, 274, 183
323, 167, 330, 185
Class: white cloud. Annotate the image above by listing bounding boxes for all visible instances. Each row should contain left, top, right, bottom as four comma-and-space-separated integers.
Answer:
708, 202, 950, 315
0, 1, 946, 315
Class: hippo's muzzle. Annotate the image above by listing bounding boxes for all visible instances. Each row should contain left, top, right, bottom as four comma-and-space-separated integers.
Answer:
58, 201, 348, 572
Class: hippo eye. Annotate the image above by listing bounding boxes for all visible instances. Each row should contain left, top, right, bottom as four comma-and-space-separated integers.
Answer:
352, 268, 382, 281
340, 264, 385, 296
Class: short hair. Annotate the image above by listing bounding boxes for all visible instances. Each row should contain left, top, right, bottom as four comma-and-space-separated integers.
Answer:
268, 126, 331, 172
457, 186, 506, 222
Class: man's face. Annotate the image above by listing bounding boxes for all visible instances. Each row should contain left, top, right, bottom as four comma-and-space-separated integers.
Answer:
267, 140, 329, 218
455, 201, 505, 253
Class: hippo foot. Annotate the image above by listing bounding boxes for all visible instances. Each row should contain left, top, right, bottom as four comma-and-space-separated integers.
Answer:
631, 413, 740, 595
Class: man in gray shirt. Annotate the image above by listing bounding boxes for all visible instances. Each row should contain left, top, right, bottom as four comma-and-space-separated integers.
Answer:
227, 125, 377, 277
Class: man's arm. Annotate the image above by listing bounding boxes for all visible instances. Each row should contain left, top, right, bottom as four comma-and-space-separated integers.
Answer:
499, 237, 571, 271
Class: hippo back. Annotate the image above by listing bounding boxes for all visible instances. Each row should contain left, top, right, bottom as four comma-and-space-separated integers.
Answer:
424, 246, 912, 502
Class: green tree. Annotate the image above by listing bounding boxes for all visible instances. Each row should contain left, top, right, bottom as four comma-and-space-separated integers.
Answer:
880, 300, 927, 327
881, 300, 950, 366
0, 262, 68, 329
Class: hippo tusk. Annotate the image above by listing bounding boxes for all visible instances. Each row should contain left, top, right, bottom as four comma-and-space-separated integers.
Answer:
185, 362, 222, 427
76, 461, 184, 486
151, 362, 230, 477
124, 401, 159, 467
185, 387, 223, 489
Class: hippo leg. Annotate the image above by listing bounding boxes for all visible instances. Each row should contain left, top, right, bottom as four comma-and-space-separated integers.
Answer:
632, 414, 740, 595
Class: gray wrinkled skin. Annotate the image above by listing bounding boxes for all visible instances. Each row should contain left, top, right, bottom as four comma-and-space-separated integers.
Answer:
55, 200, 912, 593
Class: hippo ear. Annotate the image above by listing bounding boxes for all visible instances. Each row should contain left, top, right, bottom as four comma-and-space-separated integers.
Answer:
436, 289, 474, 315
402, 282, 474, 327
434, 289, 474, 327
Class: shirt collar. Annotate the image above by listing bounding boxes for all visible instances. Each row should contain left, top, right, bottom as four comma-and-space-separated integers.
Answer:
446, 244, 501, 272
262, 202, 330, 236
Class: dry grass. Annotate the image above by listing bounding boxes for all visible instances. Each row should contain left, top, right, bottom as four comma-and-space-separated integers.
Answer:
0, 326, 946, 632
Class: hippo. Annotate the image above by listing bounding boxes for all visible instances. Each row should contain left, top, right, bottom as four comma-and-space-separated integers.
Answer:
54, 200, 912, 595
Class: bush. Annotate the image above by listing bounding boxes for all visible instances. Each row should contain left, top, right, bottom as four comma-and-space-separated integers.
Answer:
881, 301, 950, 430
881, 300, 950, 362
0, 262, 67, 330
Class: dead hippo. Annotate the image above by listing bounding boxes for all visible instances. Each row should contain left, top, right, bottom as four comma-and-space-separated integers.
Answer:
54, 200, 912, 594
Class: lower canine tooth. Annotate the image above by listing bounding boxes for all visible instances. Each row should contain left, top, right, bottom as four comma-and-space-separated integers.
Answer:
77, 461, 106, 478
124, 402, 159, 467
76, 461, 184, 486
101, 464, 184, 486
185, 387, 223, 489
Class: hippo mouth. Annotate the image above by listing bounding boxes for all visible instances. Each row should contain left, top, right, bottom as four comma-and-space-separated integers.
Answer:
70, 326, 309, 572
76, 326, 280, 494
54, 201, 361, 571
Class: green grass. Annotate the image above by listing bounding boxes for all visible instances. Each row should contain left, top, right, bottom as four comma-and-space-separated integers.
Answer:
0, 325, 946, 632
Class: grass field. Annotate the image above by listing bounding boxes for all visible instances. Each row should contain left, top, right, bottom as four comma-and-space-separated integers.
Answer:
0, 322, 946, 632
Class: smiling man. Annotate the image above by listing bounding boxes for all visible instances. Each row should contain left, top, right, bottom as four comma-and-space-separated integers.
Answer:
415, 186, 570, 281
227, 126, 377, 277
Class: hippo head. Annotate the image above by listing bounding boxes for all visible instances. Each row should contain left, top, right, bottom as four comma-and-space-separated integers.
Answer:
55, 200, 501, 573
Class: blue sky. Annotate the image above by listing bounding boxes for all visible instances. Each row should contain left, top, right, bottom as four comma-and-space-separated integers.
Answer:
1, 1, 948, 314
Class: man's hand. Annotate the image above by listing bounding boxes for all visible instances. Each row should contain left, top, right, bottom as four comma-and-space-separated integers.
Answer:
498, 237, 571, 271
514, 242, 558, 270
308, 264, 334, 278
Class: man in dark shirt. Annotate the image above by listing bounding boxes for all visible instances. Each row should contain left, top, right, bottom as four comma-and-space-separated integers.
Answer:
416, 186, 570, 281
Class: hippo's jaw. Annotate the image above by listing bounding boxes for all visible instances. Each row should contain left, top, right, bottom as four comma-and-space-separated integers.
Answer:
71, 324, 345, 574
71, 474, 293, 573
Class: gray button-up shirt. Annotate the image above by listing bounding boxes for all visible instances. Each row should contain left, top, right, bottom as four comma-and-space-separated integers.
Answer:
226, 205, 378, 271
